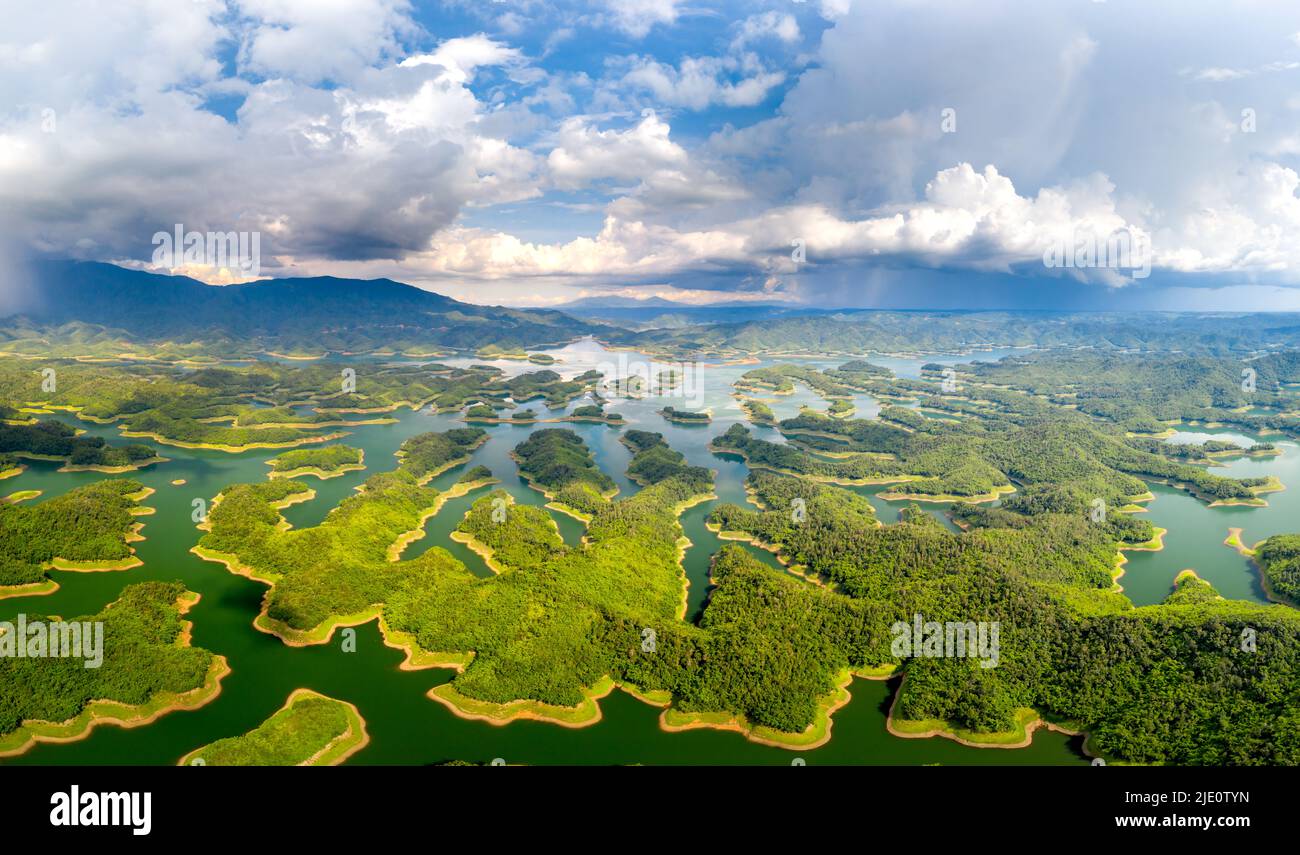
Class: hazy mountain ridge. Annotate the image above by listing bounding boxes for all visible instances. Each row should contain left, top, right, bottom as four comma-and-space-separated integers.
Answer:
3, 261, 617, 356
634, 310, 1300, 356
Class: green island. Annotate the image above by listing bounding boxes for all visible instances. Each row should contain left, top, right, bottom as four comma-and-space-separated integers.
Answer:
0, 582, 226, 757
738, 398, 776, 425
177, 689, 368, 766
465, 402, 623, 425
0, 479, 154, 595
0, 359, 600, 451
659, 406, 712, 424
1256, 535, 1300, 606
827, 399, 856, 418
0, 419, 165, 472
475, 345, 530, 360
512, 428, 619, 514
267, 445, 365, 479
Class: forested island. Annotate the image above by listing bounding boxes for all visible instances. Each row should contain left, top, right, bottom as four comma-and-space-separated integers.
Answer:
1256, 535, 1300, 605
267, 445, 365, 479
512, 428, 619, 514
0, 479, 153, 594
659, 406, 712, 424
0, 582, 225, 757
0, 359, 601, 452
0, 420, 163, 472
178, 690, 367, 766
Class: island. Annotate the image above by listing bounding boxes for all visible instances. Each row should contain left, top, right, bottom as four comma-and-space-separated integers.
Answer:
0, 479, 154, 597
0, 420, 165, 472
659, 406, 712, 424
1255, 534, 1300, 606
0, 582, 227, 758
267, 445, 365, 479
178, 689, 368, 766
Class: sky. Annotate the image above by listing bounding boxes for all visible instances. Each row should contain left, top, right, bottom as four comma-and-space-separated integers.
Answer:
5, 0, 1300, 310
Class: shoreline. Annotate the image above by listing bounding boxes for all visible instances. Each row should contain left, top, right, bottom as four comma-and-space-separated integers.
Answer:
388, 477, 498, 562
877, 484, 1017, 504
0, 592, 230, 759
885, 675, 1096, 755
268, 448, 367, 481
177, 688, 370, 766
118, 428, 349, 453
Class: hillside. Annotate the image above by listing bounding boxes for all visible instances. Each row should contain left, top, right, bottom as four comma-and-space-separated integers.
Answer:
1, 261, 615, 357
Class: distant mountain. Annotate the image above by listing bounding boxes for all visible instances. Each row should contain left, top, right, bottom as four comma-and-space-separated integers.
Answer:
557, 296, 690, 309
3, 261, 618, 356
634, 309, 1300, 356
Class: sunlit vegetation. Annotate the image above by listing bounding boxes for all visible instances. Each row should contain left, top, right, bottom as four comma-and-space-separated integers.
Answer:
711, 423, 906, 485
963, 351, 1300, 439
198, 432, 714, 719
0, 581, 217, 745
1257, 534, 1300, 605
394, 428, 487, 482
268, 444, 363, 478
739, 398, 775, 424
621, 430, 712, 487
178, 690, 366, 766
476, 345, 528, 359
0, 479, 149, 587
569, 404, 624, 422
513, 428, 616, 503
0, 359, 596, 450
659, 406, 711, 423
457, 465, 494, 484
0, 420, 159, 470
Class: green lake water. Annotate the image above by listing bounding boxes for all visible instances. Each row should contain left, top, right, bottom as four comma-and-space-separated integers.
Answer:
14, 339, 1275, 765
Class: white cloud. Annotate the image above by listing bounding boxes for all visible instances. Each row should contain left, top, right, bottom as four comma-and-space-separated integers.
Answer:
392, 163, 1151, 286
547, 111, 687, 188
602, 0, 681, 38
607, 54, 785, 110
236, 0, 416, 83
0, 8, 541, 274
399, 33, 523, 84
7, 0, 1300, 305
732, 12, 801, 49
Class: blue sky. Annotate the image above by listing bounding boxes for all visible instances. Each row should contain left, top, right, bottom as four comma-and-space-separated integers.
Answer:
4, 1, 1300, 310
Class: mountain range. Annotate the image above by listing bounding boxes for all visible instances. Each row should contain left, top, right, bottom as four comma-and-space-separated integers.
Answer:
2, 261, 615, 356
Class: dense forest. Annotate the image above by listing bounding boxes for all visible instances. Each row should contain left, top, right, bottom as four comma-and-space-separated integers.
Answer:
512, 428, 617, 513
0, 359, 595, 450
198, 430, 713, 711
0, 581, 216, 740
268, 444, 363, 475
0, 479, 148, 587
635, 310, 1300, 358
179, 691, 361, 766
0, 420, 158, 469
1257, 535, 1300, 605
